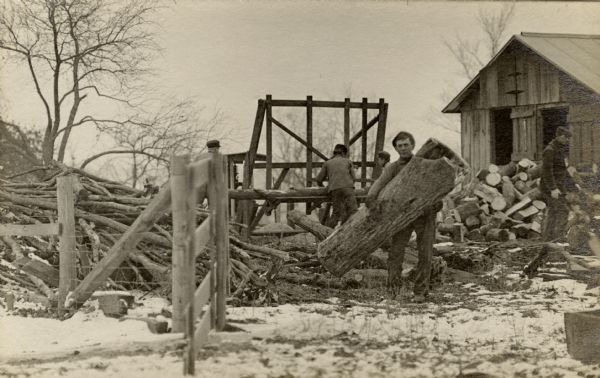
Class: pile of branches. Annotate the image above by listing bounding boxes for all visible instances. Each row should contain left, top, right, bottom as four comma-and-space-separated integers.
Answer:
0, 164, 290, 308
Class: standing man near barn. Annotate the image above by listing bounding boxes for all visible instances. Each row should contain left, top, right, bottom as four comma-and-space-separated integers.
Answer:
315, 144, 358, 227
366, 132, 440, 303
372, 151, 391, 181
523, 126, 578, 278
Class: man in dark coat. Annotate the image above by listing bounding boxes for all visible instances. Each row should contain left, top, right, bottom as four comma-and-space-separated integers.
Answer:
523, 126, 577, 278
315, 144, 357, 227
366, 131, 440, 303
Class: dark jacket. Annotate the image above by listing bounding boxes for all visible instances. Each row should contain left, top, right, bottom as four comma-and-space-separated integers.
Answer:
540, 139, 576, 195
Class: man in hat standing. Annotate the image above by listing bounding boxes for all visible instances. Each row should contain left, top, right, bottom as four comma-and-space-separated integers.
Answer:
523, 126, 578, 278
315, 144, 358, 226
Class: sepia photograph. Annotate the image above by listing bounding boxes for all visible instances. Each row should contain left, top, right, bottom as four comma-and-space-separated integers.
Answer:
1, 0, 600, 377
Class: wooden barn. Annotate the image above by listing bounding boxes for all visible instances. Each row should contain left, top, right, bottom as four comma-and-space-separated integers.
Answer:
443, 32, 600, 171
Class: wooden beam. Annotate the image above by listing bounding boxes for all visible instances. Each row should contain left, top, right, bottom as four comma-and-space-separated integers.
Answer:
190, 270, 212, 321
65, 184, 172, 310
170, 154, 189, 333
184, 153, 197, 374
57, 175, 76, 316
229, 187, 369, 201
270, 116, 329, 161
266, 95, 273, 190
372, 99, 388, 179
212, 152, 229, 331
348, 114, 379, 146
194, 218, 212, 258
270, 99, 384, 109
306, 95, 313, 188
254, 161, 375, 169
344, 98, 350, 147
361, 98, 368, 188
0, 223, 60, 237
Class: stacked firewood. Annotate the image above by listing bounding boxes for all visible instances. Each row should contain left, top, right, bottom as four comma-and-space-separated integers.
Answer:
0, 165, 289, 307
437, 159, 547, 243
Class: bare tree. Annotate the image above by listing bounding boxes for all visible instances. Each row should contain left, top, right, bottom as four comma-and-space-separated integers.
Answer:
433, 2, 516, 134
79, 98, 227, 187
0, 119, 43, 179
0, 0, 159, 164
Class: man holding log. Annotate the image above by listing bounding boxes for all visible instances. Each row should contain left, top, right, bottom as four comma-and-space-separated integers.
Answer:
523, 126, 578, 278
315, 144, 358, 227
366, 132, 441, 303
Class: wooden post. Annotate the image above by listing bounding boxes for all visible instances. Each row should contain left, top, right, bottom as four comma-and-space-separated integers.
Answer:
266, 94, 273, 190
184, 153, 197, 375
373, 99, 388, 179
211, 151, 229, 331
57, 175, 76, 316
306, 95, 313, 215
344, 98, 350, 148
170, 154, 189, 333
361, 98, 368, 188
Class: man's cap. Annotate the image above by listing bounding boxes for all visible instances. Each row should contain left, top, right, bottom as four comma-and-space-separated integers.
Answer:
206, 140, 221, 149
377, 151, 391, 160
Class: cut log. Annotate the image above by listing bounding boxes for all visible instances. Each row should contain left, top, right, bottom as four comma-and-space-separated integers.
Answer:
476, 169, 490, 182
486, 228, 510, 242
464, 215, 480, 229
488, 164, 499, 174
527, 165, 542, 181
480, 203, 490, 215
512, 172, 529, 182
518, 158, 534, 170
514, 180, 531, 194
491, 196, 507, 211
532, 200, 547, 211
513, 206, 539, 221
501, 177, 518, 206
485, 172, 502, 187
455, 201, 480, 220
474, 189, 493, 203
438, 223, 456, 235
511, 223, 531, 238
499, 162, 517, 177
506, 197, 532, 217
287, 210, 332, 241
318, 149, 459, 276
465, 229, 485, 242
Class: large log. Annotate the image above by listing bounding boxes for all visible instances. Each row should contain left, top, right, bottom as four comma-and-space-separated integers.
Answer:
287, 210, 333, 241
229, 187, 369, 201
318, 155, 458, 276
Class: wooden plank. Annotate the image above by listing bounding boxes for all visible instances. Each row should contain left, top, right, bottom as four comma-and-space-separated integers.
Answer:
66, 184, 172, 310
306, 95, 313, 189
0, 223, 60, 237
192, 270, 212, 320
270, 99, 383, 109
372, 100, 387, 179
229, 187, 369, 201
344, 98, 350, 147
270, 116, 328, 161
189, 158, 211, 189
193, 304, 212, 350
57, 175, 76, 316
194, 218, 212, 258
170, 154, 190, 333
361, 98, 368, 188
266, 95, 273, 189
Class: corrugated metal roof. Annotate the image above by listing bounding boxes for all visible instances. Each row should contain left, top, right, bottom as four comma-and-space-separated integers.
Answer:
443, 32, 600, 113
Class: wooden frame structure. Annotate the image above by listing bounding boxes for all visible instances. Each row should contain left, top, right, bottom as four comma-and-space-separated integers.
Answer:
239, 95, 388, 236
170, 146, 229, 376
0, 175, 76, 316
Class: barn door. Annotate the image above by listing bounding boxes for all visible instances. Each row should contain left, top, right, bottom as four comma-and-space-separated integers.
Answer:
568, 104, 600, 168
511, 105, 538, 161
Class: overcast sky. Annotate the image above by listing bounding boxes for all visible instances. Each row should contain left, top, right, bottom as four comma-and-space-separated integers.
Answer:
2, 1, 600, 165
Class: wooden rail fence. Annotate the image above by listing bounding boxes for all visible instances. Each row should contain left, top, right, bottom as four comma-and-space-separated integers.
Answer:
171, 144, 230, 376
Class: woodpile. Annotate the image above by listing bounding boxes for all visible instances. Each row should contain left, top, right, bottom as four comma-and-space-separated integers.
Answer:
438, 159, 546, 243
0, 164, 291, 307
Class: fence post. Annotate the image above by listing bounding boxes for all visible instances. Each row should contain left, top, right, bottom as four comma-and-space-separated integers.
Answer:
171, 154, 190, 333
214, 151, 229, 331
57, 175, 76, 316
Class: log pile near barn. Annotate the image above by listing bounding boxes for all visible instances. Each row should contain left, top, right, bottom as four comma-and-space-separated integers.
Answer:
437, 158, 548, 243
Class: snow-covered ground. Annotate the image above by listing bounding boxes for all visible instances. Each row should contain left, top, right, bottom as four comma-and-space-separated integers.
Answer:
1, 279, 600, 378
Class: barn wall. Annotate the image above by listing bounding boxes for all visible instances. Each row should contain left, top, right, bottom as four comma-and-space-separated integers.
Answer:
461, 109, 492, 171
568, 104, 600, 168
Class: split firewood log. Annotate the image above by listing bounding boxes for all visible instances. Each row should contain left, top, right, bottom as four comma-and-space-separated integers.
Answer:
485, 172, 502, 187
513, 206, 539, 221
485, 228, 510, 242
499, 162, 517, 177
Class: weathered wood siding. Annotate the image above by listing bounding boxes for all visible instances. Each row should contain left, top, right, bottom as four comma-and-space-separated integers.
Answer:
568, 104, 600, 167
461, 109, 492, 171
